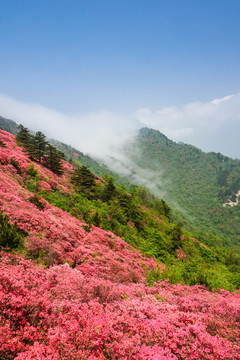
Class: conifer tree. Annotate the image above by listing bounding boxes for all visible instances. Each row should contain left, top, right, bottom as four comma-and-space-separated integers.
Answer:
24, 134, 38, 161
16, 124, 31, 146
43, 144, 64, 175
34, 131, 47, 163
16, 124, 36, 160
72, 165, 96, 195
101, 177, 116, 202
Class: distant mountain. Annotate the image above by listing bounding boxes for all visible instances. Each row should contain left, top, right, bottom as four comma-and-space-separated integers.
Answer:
114, 127, 240, 249
0, 115, 18, 134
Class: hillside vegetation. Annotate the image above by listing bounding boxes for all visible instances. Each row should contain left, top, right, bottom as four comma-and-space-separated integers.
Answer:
2, 125, 239, 290
116, 127, 240, 251
0, 128, 240, 359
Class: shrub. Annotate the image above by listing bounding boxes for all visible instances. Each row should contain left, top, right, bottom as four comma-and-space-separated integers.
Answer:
0, 211, 25, 249
10, 157, 21, 174
28, 163, 38, 177
29, 195, 45, 211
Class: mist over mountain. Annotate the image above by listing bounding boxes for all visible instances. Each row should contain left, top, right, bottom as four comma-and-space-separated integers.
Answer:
101, 127, 240, 249
1, 114, 240, 251
0, 92, 240, 160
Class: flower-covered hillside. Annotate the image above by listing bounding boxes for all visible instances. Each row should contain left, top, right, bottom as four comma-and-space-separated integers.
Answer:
1, 252, 240, 359
0, 129, 154, 283
1, 126, 240, 291
0, 128, 240, 359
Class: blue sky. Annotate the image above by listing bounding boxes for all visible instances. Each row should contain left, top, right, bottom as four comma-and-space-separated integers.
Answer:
0, 0, 240, 158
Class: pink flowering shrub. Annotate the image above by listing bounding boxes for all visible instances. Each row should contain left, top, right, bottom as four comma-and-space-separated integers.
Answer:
0, 252, 239, 360
39, 180, 52, 192
176, 249, 186, 259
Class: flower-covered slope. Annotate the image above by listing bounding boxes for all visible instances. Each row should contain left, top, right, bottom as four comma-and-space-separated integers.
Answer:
0, 129, 156, 283
0, 129, 240, 360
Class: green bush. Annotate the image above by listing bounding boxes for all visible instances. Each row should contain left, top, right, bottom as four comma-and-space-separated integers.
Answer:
28, 163, 38, 177
10, 158, 21, 174
29, 195, 45, 210
0, 211, 25, 250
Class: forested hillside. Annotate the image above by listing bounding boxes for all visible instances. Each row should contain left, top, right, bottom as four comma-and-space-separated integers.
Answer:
114, 127, 240, 250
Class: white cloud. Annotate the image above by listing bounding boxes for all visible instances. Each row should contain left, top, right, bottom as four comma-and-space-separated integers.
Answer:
211, 94, 234, 105
0, 93, 139, 159
0, 92, 240, 159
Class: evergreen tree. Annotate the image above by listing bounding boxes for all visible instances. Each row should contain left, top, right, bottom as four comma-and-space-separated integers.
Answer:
34, 131, 47, 163
72, 165, 96, 195
43, 144, 64, 175
16, 124, 37, 160
24, 134, 38, 161
101, 177, 116, 202
16, 124, 31, 146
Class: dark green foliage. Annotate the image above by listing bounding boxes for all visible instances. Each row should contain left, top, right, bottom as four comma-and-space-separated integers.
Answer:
170, 223, 183, 251
16, 125, 64, 175
29, 195, 45, 210
10, 158, 21, 174
24, 134, 38, 160
154, 199, 171, 220
42, 144, 64, 175
101, 177, 116, 202
33, 131, 47, 163
72, 165, 96, 196
0, 211, 25, 250
91, 211, 102, 227
146, 268, 164, 285
0, 140, 6, 147
16, 124, 31, 146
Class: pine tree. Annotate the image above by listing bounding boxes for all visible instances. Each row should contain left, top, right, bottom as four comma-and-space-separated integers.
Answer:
16, 124, 31, 146
16, 124, 37, 160
25, 134, 38, 161
43, 144, 64, 175
34, 131, 47, 163
72, 165, 96, 195
101, 177, 116, 202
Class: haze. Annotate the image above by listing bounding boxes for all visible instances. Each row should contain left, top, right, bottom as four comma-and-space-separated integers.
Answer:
0, 1, 240, 159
